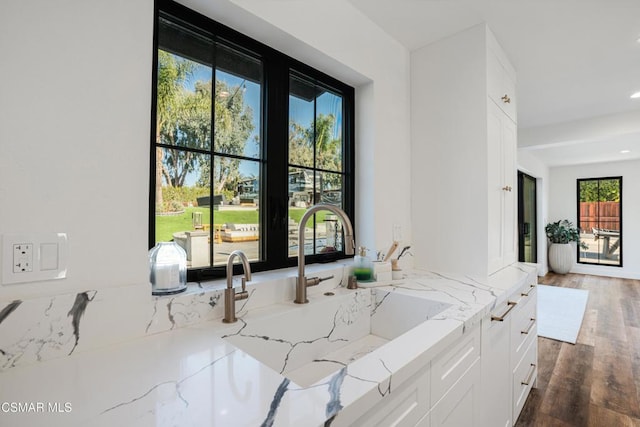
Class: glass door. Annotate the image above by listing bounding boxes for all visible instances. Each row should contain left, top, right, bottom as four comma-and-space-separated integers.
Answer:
518, 172, 537, 263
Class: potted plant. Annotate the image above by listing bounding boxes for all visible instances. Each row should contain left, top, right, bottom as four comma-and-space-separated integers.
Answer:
545, 220, 588, 274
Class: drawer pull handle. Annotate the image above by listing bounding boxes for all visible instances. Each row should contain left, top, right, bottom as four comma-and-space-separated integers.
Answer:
501, 94, 511, 104
521, 318, 536, 335
491, 301, 517, 322
521, 285, 536, 297
521, 364, 536, 386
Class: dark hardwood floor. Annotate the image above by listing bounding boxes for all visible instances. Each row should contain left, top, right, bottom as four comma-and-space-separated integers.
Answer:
515, 273, 640, 427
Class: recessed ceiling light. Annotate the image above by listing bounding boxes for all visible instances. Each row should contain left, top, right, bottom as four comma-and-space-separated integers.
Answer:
620, 150, 631, 154
631, 91, 640, 99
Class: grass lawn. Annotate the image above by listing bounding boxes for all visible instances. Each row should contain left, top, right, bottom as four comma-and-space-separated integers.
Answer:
156, 207, 256, 242
288, 207, 329, 224
155, 206, 330, 242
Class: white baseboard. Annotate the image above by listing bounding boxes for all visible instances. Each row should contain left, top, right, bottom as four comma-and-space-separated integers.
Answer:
569, 265, 640, 280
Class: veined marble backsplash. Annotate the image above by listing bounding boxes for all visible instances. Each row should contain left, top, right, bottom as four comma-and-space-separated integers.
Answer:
0, 263, 350, 372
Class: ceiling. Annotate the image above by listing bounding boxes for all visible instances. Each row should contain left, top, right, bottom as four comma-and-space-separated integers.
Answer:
348, 0, 640, 167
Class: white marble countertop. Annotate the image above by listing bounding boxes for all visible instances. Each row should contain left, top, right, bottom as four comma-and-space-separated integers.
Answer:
0, 263, 537, 427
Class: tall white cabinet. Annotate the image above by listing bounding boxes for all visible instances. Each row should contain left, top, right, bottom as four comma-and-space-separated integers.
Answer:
410, 23, 518, 278
487, 101, 517, 273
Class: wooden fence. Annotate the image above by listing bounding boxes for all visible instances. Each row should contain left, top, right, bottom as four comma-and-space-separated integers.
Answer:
579, 201, 620, 232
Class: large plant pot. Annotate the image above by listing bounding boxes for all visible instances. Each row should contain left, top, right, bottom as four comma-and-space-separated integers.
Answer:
548, 243, 574, 274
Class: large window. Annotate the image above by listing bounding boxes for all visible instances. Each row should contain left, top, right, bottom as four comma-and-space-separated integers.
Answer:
150, 1, 354, 281
577, 177, 622, 266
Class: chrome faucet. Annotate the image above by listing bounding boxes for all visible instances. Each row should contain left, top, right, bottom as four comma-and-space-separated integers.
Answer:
223, 250, 251, 323
295, 204, 355, 304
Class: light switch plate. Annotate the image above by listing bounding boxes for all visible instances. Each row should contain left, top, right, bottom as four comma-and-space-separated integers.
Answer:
2, 233, 68, 285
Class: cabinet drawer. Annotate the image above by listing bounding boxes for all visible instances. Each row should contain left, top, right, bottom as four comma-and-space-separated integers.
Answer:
351, 366, 430, 427
431, 325, 480, 405
431, 358, 481, 427
512, 337, 537, 422
511, 287, 537, 367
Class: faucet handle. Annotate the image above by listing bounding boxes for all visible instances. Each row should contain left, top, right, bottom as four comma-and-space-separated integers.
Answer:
235, 277, 249, 300
306, 275, 334, 287
235, 289, 249, 301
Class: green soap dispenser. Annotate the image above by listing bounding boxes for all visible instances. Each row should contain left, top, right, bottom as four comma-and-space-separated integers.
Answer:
353, 246, 373, 281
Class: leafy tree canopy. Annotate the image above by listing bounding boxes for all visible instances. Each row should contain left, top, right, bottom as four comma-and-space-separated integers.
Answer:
156, 50, 255, 203
579, 179, 620, 202
288, 113, 342, 192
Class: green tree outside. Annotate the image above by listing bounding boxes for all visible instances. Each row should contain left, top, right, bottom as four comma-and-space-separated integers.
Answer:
579, 179, 620, 202
155, 50, 194, 210
156, 51, 255, 210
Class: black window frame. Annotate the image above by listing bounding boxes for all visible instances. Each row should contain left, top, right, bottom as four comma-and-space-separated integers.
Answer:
576, 176, 622, 267
149, 0, 355, 282
517, 171, 537, 263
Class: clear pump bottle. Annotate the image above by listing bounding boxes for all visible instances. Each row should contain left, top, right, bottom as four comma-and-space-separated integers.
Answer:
353, 246, 373, 281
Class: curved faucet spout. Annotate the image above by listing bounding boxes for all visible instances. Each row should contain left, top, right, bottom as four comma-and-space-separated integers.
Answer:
226, 250, 252, 290
296, 204, 355, 304
223, 250, 252, 323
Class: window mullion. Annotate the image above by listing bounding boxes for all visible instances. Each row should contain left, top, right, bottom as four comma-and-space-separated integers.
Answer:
208, 40, 217, 270
263, 58, 289, 268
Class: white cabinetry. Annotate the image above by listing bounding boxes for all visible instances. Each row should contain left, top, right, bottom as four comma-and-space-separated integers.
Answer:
351, 366, 431, 427
348, 271, 537, 427
488, 47, 517, 122
511, 283, 538, 421
350, 324, 482, 427
480, 277, 538, 426
430, 361, 481, 427
487, 101, 517, 274
480, 299, 515, 427
430, 325, 481, 427
411, 23, 518, 278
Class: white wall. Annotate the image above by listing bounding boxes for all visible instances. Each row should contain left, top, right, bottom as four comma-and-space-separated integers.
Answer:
517, 150, 550, 276
0, 0, 412, 302
548, 159, 640, 279
0, 0, 154, 300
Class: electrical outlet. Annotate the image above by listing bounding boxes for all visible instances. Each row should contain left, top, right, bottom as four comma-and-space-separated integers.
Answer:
13, 243, 33, 273
3, 233, 68, 285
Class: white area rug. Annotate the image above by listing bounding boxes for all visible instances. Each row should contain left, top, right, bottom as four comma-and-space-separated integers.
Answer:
537, 285, 589, 344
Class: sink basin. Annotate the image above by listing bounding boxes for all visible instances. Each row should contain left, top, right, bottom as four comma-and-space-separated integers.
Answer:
221, 288, 451, 386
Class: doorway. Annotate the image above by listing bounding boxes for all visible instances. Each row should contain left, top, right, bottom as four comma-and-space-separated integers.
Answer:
518, 171, 537, 263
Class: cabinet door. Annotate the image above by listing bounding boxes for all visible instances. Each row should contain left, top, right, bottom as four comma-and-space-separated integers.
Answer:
488, 50, 517, 122
488, 102, 517, 273
431, 359, 481, 427
501, 115, 517, 266
431, 326, 481, 404
487, 103, 504, 273
480, 309, 513, 427
351, 366, 430, 427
